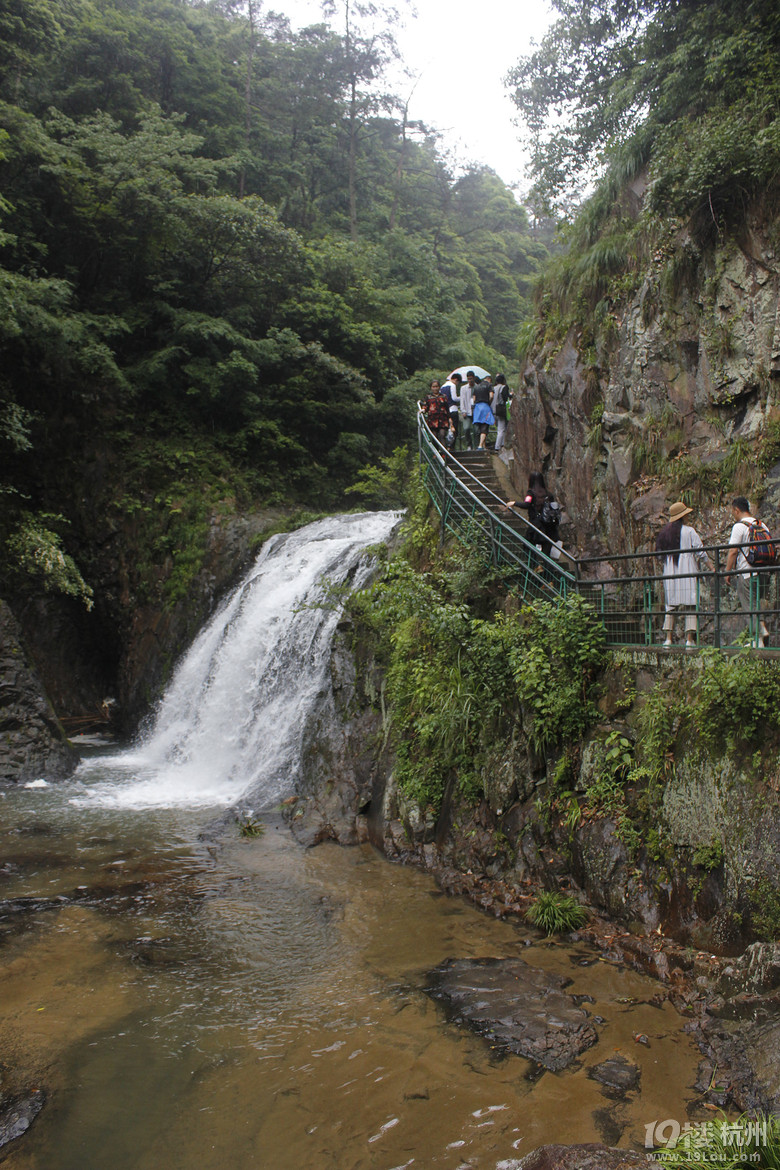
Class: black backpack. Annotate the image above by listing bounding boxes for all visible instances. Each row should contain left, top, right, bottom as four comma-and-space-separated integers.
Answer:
541, 498, 561, 528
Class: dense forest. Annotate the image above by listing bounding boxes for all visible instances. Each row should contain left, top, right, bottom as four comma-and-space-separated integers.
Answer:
0, 0, 545, 614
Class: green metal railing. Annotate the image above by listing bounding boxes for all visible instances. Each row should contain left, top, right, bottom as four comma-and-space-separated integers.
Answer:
418, 410, 577, 607
418, 410, 780, 650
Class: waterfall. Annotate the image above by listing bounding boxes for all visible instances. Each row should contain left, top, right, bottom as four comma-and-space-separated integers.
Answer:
75, 511, 401, 810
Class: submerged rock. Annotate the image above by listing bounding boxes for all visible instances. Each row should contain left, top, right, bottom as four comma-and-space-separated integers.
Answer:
588, 1055, 641, 1099
0, 1087, 45, 1150
591, 1105, 628, 1146
425, 956, 598, 1072
515, 1144, 656, 1169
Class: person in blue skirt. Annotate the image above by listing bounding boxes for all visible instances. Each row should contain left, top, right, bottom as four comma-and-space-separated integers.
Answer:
471, 374, 494, 449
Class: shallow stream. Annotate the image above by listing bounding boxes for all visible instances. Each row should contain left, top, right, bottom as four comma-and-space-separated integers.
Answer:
0, 769, 702, 1170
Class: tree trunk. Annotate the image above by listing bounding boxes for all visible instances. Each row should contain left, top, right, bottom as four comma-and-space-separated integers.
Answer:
239, 0, 257, 199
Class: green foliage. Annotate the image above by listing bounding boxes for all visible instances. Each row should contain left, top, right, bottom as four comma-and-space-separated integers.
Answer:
526, 891, 588, 935
585, 400, 605, 450
507, 595, 607, 756
531, 209, 641, 352
655, 1112, 780, 1169
0, 400, 32, 453
509, 0, 780, 386
0, 0, 545, 622
107, 435, 254, 606
344, 445, 412, 508
692, 650, 780, 752
721, 436, 756, 497
631, 652, 780, 828
350, 553, 606, 815
750, 879, 780, 943
692, 841, 724, 871
394, 466, 438, 565
237, 816, 265, 838
508, 0, 780, 216
517, 318, 540, 364
758, 413, 780, 473
583, 731, 633, 816
5, 512, 94, 608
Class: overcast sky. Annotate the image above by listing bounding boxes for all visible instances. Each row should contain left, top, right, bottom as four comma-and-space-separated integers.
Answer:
274, 0, 554, 190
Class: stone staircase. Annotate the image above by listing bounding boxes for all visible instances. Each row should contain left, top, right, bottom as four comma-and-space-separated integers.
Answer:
448, 450, 533, 541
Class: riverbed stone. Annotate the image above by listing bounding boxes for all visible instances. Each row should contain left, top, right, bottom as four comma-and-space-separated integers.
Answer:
515, 1144, 657, 1169
588, 1055, 641, 1099
425, 956, 599, 1071
592, 1105, 628, 1145
0, 1087, 45, 1150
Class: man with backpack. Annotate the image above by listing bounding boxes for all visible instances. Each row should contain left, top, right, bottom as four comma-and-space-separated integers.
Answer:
725, 497, 775, 647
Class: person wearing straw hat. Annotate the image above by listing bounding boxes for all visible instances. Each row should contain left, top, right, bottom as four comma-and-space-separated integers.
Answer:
655, 501, 713, 649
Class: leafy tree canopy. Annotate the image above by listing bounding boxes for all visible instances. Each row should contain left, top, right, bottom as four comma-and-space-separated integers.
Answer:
508, 0, 780, 211
0, 0, 544, 608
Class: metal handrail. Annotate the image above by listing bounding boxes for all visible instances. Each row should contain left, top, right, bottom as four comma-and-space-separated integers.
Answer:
416, 409, 780, 650
417, 408, 576, 604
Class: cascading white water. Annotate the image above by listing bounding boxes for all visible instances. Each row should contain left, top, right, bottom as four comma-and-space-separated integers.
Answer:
75, 511, 401, 810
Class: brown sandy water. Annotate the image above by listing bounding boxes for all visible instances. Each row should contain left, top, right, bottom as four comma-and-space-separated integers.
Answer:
0, 781, 701, 1170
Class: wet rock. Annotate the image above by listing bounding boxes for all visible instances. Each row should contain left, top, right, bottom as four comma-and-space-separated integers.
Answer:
125, 936, 186, 968
425, 956, 599, 1072
695, 1000, 780, 1113
0, 599, 77, 784
0, 894, 71, 942
714, 942, 780, 997
0, 1087, 45, 1149
288, 597, 400, 848
588, 1056, 641, 1099
515, 1143, 657, 1169
592, 1105, 627, 1145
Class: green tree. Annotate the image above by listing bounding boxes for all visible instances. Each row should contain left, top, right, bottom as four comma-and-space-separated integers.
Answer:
507, 0, 780, 212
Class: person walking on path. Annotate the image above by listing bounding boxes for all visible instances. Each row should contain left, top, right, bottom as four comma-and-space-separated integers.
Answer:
472, 376, 495, 450
459, 371, 475, 450
506, 472, 561, 562
725, 496, 772, 647
655, 501, 712, 650
442, 373, 462, 450
421, 379, 450, 445
493, 374, 512, 453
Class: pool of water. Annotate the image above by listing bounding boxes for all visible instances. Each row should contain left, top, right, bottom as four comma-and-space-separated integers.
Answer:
0, 770, 702, 1170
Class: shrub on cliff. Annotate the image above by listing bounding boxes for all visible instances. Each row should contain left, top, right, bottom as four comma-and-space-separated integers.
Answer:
350, 545, 606, 814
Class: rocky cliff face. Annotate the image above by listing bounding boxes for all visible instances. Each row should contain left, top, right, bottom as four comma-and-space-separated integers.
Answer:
288, 632, 780, 956
7, 509, 278, 739
0, 600, 77, 783
508, 200, 780, 559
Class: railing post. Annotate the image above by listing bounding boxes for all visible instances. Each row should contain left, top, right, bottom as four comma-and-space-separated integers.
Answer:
643, 578, 653, 645
750, 573, 759, 647
439, 452, 449, 546
489, 511, 498, 567
713, 547, 721, 649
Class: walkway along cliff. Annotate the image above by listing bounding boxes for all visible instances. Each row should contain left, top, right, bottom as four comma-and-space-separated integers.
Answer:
417, 409, 780, 652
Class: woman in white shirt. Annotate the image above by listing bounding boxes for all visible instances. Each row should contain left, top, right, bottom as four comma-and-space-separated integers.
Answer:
655, 501, 712, 649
